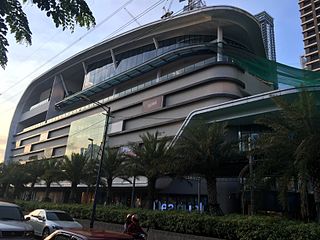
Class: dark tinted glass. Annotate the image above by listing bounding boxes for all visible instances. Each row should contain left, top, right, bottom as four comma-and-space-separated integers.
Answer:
47, 212, 74, 221
0, 206, 24, 221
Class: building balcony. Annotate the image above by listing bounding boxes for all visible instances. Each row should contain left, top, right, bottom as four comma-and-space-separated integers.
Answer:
20, 99, 49, 122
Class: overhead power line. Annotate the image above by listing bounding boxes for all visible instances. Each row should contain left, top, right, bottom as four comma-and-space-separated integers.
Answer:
0, 0, 168, 111
0, 0, 183, 115
0, 0, 134, 99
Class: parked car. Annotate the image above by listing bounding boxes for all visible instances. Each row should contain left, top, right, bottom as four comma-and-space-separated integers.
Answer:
24, 209, 82, 238
44, 229, 134, 240
0, 201, 34, 239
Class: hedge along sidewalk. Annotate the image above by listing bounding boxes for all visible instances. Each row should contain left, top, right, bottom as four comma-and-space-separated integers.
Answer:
17, 201, 320, 240
77, 219, 222, 240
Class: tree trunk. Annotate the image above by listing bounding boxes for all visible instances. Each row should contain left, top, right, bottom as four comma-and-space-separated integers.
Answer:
313, 179, 320, 223
44, 182, 52, 202
13, 185, 21, 200
26, 181, 36, 201
299, 177, 310, 222
278, 177, 289, 216
130, 176, 136, 208
146, 177, 156, 210
2, 183, 9, 198
106, 177, 113, 205
85, 185, 91, 204
69, 182, 78, 203
205, 175, 223, 215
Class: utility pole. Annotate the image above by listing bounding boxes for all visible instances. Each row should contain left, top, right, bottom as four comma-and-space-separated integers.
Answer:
79, 95, 111, 229
87, 138, 94, 204
130, 176, 136, 208
248, 136, 254, 216
90, 106, 110, 229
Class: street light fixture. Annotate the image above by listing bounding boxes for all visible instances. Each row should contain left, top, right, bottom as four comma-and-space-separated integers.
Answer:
80, 95, 111, 229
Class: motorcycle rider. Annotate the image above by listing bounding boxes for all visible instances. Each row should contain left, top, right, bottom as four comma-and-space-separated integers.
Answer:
127, 214, 147, 239
123, 213, 133, 233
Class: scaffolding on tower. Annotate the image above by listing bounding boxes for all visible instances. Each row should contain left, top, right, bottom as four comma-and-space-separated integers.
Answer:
182, 0, 206, 11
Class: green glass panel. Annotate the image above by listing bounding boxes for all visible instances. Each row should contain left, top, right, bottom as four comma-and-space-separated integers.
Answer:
65, 113, 105, 157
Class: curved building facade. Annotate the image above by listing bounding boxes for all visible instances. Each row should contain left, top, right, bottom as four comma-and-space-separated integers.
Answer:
5, 6, 273, 164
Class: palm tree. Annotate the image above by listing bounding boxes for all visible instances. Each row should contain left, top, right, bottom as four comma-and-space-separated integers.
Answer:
0, 162, 8, 198
255, 90, 320, 222
24, 160, 46, 200
128, 131, 172, 209
0, 162, 31, 199
174, 120, 233, 215
62, 153, 89, 203
41, 158, 63, 202
101, 147, 125, 205
82, 156, 98, 204
252, 117, 299, 216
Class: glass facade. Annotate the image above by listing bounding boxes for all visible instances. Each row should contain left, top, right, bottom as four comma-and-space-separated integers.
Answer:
89, 56, 232, 108
82, 35, 215, 90
238, 131, 259, 152
65, 113, 105, 157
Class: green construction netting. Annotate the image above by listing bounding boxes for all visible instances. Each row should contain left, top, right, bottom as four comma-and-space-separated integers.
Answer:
211, 44, 320, 89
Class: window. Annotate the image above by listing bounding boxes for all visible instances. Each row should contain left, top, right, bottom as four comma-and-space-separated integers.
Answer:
238, 131, 259, 152
305, 29, 315, 37
46, 212, 73, 221
305, 21, 314, 29
54, 235, 71, 240
305, 37, 317, 45
308, 53, 319, 61
0, 206, 24, 221
83, 35, 216, 89
311, 61, 320, 69
306, 45, 318, 53
53, 234, 83, 240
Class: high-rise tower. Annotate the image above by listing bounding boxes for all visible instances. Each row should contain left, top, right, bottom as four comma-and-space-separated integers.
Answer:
299, 0, 320, 71
255, 11, 277, 61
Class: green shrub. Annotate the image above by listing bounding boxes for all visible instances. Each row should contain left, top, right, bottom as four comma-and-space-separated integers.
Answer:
16, 201, 320, 240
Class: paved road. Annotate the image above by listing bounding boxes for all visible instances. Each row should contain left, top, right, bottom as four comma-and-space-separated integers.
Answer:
78, 219, 222, 240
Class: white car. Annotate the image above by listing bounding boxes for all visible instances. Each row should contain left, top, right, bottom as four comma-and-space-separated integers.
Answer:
0, 201, 34, 239
25, 209, 82, 238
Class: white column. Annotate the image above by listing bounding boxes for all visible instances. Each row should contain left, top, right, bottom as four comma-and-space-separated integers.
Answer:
217, 26, 223, 61
82, 62, 87, 75
110, 49, 117, 70
156, 69, 161, 82
153, 37, 159, 49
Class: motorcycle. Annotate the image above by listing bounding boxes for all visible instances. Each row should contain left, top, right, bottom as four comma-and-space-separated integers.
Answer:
133, 232, 147, 240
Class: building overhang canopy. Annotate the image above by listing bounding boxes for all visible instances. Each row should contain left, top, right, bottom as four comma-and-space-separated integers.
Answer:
55, 44, 212, 109
172, 86, 320, 144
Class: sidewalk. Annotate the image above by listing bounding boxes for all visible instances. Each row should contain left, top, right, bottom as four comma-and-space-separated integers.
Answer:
78, 219, 222, 240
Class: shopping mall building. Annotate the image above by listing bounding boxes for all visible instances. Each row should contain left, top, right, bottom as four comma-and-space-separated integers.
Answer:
4, 5, 320, 212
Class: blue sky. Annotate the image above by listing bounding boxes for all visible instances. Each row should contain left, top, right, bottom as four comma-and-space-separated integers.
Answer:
0, 0, 304, 160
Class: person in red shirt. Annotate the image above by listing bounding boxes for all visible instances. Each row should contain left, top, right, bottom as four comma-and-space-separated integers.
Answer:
127, 214, 147, 239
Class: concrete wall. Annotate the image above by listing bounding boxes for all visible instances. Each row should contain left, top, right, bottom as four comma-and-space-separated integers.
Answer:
8, 61, 272, 162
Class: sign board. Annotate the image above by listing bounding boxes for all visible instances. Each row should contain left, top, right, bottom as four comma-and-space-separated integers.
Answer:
142, 96, 164, 112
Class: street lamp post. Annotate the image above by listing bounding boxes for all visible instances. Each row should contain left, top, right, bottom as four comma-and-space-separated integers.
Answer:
90, 105, 110, 229
87, 138, 94, 204
248, 136, 254, 216
79, 95, 111, 229
88, 138, 94, 163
